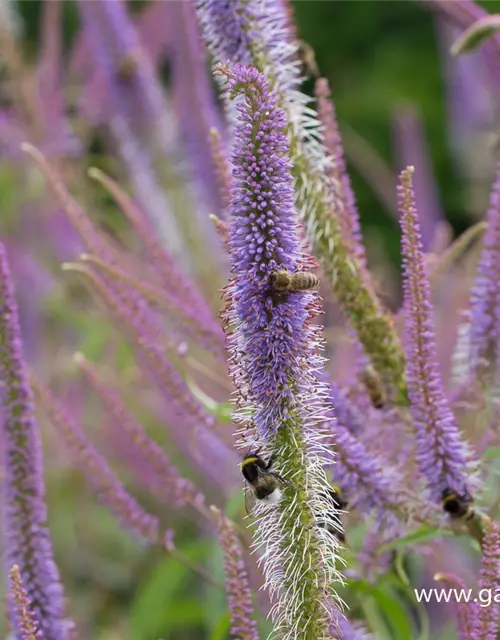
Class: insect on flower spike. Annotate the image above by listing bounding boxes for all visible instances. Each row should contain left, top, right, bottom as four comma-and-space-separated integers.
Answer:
218, 62, 345, 639
197, 2, 408, 404
399, 166, 486, 546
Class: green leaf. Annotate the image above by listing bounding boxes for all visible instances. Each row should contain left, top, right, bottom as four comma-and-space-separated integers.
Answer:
209, 613, 231, 640
204, 539, 228, 632
186, 377, 232, 421
224, 489, 246, 521
483, 445, 500, 461
128, 540, 212, 639
378, 526, 454, 553
353, 580, 414, 640
451, 15, 500, 55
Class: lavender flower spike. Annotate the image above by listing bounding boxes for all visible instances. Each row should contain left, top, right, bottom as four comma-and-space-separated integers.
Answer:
399, 166, 473, 502
211, 506, 260, 640
0, 241, 71, 639
434, 572, 478, 640
475, 521, 500, 639
219, 63, 344, 639
467, 165, 500, 379
8, 565, 42, 640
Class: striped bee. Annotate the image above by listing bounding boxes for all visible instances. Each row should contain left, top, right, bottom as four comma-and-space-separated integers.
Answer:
269, 270, 319, 292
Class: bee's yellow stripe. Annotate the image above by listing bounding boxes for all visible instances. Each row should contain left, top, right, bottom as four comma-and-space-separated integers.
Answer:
442, 493, 457, 505
241, 457, 259, 467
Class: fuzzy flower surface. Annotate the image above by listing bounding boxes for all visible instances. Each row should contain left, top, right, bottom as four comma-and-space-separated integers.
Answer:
467, 165, 500, 379
211, 506, 260, 640
399, 166, 472, 501
475, 521, 500, 639
196, 0, 407, 403
0, 241, 70, 639
220, 63, 344, 640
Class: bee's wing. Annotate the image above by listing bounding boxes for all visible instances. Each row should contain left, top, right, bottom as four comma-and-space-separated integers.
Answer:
244, 484, 256, 516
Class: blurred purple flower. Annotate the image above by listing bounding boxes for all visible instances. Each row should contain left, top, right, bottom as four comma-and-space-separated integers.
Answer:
475, 521, 500, 639
468, 165, 500, 378
0, 241, 71, 639
211, 506, 260, 640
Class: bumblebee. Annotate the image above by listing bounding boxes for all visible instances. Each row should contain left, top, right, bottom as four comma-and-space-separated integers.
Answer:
241, 450, 286, 514
361, 365, 387, 410
316, 485, 348, 543
297, 39, 319, 78
442, 488, 474, 521
268, 270, 320, 293
116, 51, 140, 81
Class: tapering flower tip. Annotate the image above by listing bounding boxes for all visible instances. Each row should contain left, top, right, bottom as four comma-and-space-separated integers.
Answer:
468, 164, 500, 374
392, 104, 443, 253
0, 241, 70, 639
211, 506, 260, 640
399, 166, 473, 503
8, 565, 42, 640
32, 375, 160, 546
163, 529, 176, 553
209, 214, 230, 250
434, 573, 478, 640
314, 77, 366, 266
475, 521, 500, 639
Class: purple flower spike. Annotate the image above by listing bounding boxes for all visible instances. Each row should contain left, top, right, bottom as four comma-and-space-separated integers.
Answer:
475, 521, 500, 639
434, 572, 478, 640
399, 166, 473, 502
219, 62, 344, 638
211, 506, 260, 640
32, 374, 160, 546
0, 241, 71, 639
222, 64, 305, 441
315, 78, 366, 267
8, 565, 42, 640
468, 165, 500, 377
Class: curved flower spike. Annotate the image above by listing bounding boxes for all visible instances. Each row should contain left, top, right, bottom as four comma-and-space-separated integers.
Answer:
211, 506, 260, 640
8, 565, 43, 640
475, 521, 500, 639
434, 572, 478, 640
197, 0, 408, 403
0, 240, 71, 639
